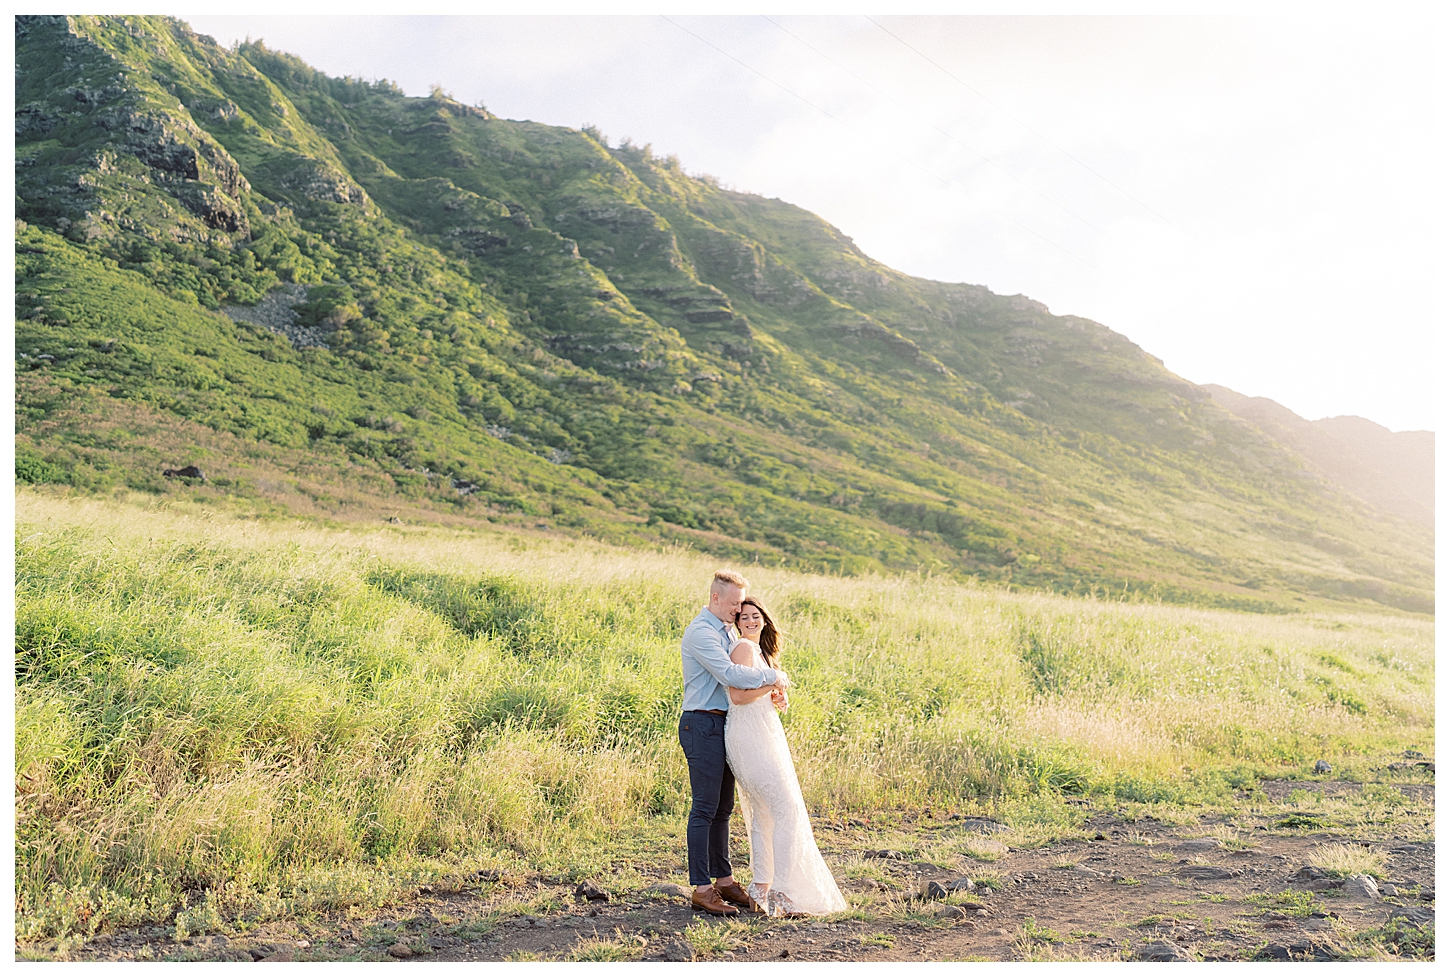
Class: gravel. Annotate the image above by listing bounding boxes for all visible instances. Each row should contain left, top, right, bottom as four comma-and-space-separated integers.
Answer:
223, 284, 330, 349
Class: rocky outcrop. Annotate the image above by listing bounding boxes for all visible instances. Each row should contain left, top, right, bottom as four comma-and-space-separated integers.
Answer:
101, 108, 245, 200
505, 203, 533, 229
686, 308, 734, 324
818, 260, 892, 299
674, 221, 795, 303
447, 227, 510, 255
223, 284, 329, 349
554, 201, 658, 235
15, 103, 63, 137
279, 161, 367, 206
173, 184, 247, 231
16, 15, 254, 240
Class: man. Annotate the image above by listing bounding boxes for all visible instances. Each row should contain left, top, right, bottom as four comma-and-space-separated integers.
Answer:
678, 569, 790, 916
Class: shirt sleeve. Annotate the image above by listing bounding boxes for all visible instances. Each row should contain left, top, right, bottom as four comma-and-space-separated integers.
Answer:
683, 623, 779, 690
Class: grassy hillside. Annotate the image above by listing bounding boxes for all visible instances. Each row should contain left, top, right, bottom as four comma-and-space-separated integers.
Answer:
1205, 385, 1434, 530
14, 494, 1434, 942
13, 14, 1432, 613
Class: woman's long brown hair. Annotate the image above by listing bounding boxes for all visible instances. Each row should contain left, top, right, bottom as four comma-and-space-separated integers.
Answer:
736, 596, 782, 668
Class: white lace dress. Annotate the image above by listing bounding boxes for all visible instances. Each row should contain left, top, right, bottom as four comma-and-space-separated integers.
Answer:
724, 640, 847, 917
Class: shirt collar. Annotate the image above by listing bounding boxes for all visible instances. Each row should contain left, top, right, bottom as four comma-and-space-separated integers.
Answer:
700, 606, 733, 635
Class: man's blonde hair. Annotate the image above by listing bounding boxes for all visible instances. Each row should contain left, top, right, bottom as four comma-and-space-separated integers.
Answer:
710, 569, 749, 594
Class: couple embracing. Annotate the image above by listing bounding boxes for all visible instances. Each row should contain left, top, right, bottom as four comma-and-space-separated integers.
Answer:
677, 570, 847, 918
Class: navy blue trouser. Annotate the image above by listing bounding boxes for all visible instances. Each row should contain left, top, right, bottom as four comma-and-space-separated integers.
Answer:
678, 711, 735, 886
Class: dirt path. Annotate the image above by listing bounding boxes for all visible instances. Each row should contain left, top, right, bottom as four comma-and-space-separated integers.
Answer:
40, 782, 1435, 963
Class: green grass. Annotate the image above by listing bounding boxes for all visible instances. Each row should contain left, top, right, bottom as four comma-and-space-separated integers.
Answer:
562, 933, 645, 962
683, 918, 758, 959
1018, 917, 1065, 945
962, 871, 1005, 892
1352, 918, 1434, 959
832, 856, 896, 890
1246, 890, 1326, 917
444, 919, 496, 941
13, 494, 1435, 945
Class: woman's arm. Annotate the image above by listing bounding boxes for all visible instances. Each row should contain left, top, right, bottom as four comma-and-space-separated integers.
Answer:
684, 624, 785, 691
727, 642, 780, 705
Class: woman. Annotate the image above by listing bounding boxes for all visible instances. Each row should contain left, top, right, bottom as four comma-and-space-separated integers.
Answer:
724, 597, 847, 917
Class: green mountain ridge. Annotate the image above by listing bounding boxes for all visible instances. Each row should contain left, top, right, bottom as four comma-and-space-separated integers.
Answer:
14, 14, 1433, 614
1203, 384, 1433, 530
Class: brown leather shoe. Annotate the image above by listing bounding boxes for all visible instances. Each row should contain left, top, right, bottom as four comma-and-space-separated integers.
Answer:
715, 880, 762, 913
690, 886, 739, 916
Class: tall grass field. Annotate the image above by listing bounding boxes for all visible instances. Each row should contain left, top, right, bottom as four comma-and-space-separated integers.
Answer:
14, 492, 1433, 943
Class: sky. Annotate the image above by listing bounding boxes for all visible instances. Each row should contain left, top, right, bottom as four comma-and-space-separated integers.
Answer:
183, 13, 1444, 432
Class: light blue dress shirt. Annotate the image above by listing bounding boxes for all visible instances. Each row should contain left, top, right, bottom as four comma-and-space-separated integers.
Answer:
681, 606, 781, 713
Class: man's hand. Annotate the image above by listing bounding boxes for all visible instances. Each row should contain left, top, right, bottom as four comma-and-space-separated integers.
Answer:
773, 670, 791, 690
770, 688, 789, 713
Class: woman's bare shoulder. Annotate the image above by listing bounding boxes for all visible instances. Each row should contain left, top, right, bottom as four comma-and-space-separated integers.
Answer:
728, 638, 758, 663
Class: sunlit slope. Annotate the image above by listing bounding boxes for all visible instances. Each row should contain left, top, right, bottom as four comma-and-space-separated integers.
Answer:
13, 14, 1432, 612
1206, 384, 1434, 530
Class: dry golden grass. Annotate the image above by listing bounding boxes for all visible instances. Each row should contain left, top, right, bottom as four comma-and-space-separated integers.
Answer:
1307, 843, 1389, 879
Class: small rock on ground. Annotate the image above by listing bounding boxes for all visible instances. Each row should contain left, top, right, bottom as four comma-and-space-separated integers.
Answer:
1341, 875, 1380, 901
388, 943, 414, 959
575, 879, 610, 902
1389, 905, 1434, 926
645, 882, 693, 899
1314, 760, 1333, 774
1133, 940, 1194, 961
1257, 942, 1334, 961
662, 940, 696, 962
1176, 865, 1238, 880
947, 878, 976, 892
921, 881, 949, 900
